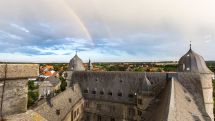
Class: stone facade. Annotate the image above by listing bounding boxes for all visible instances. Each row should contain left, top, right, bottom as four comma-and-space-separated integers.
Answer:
83, 99, 138, 121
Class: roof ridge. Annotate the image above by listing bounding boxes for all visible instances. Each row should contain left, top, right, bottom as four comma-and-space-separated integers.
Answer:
167, 77, 176, 120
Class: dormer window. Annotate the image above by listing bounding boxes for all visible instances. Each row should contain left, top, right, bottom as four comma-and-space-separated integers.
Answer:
128, 94, 134, 98
118, 92, 122, 97
100, 91, 104, 95
84, 89, 89, 93
92, 90, 96, 94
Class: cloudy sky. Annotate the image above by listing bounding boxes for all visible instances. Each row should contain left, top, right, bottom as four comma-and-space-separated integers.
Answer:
0, 0, 215, 62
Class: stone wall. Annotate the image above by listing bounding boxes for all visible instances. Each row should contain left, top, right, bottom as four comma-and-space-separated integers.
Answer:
83, 99, 138, 121
199, 73, 214, 121
0, 64, 39, 79
0, 64, 39, 118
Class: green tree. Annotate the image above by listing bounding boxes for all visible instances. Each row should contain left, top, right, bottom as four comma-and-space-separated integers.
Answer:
163, 65, 177, 72
27, 80, 39, 107
59, 76, 67, 91
27, 91, 39, 107
28, 81, 35, 90
134, 67, 145, 72
53, 64, 62, 71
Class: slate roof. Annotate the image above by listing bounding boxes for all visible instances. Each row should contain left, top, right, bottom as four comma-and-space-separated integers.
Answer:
70, 71, 167, 104
44, 76, 61, 86
33, 84, 83, 121
68, 54, 85, 71
141, 75, 211, 121
178, 48, 213, 74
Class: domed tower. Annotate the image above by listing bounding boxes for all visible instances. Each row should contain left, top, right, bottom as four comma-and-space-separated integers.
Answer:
178, 44, 212, 73
66, 52, 85, 88
68, 53, 85, 71
178, 44, 214, 120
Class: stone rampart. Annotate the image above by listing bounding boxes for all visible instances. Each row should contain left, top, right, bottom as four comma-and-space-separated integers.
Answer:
0, 64, 39, 118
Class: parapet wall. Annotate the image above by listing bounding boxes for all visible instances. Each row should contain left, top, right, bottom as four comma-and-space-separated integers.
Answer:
0, 64, 39, 79
0, 64, 39, 118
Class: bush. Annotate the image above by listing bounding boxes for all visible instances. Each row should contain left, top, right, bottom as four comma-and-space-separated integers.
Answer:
27, 91, 39, 107
59, 76, 67, 91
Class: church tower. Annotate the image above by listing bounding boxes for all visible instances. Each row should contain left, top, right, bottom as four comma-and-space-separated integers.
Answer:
178, 44, 214, 120
88, 59, 93, 71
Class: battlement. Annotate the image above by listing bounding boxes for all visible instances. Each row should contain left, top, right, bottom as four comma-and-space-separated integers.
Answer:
0, 64, 39, 119
0, 64, 39, 80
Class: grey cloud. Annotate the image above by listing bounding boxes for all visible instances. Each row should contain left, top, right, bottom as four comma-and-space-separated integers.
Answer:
0, 0, 215, 61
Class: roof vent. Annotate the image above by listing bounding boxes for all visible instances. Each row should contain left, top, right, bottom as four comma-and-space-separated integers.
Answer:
96, 78, 99, 82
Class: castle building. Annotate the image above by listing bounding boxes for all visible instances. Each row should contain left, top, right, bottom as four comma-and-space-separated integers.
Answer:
1, 45, 214, 121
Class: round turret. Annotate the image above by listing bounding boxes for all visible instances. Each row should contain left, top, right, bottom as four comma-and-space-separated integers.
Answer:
68, 54, 85, 71
178, 46, 213, 74
178, 44, 214, 120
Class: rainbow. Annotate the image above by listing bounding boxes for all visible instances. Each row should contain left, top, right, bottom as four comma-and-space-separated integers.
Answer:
61, 1, 93, 43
